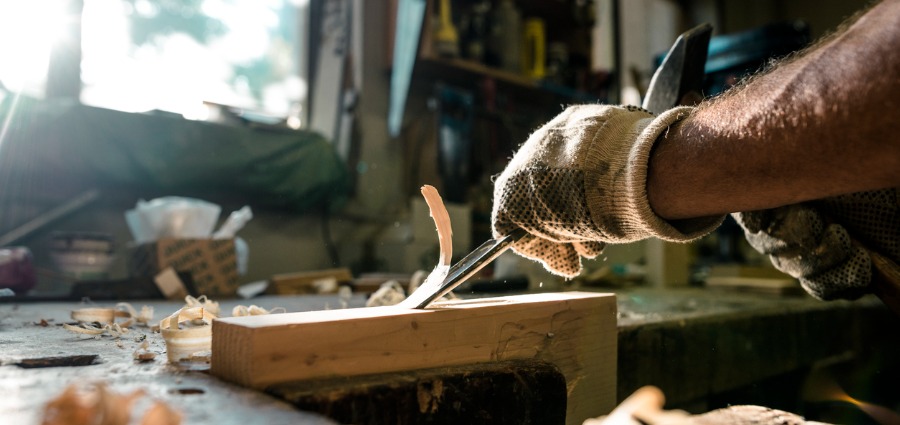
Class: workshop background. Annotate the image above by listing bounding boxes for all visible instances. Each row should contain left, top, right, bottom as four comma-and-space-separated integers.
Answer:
0, 0, 872, 291
1, 1, 898, 424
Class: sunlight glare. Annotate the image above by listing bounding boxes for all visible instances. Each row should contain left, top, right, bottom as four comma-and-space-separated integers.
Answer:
0, 2, 70, 96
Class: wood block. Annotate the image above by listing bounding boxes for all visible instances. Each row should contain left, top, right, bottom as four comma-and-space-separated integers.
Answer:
267, 268, 354, 294
211, 292, 617, 425
705, 264, 802, 295
705, 276, 802, 295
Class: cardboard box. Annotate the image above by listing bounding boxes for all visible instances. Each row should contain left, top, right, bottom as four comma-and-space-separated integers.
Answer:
128, 238, 238, 297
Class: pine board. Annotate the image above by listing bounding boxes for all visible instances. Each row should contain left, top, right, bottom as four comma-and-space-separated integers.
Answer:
211, 291, 617, 424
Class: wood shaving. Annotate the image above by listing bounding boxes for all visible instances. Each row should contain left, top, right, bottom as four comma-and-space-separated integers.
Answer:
312, 277, 338, 293
141, 401, 182, 425
159, 305, 217, 364
405, 270, 460, 304
133, 340, 156, 362
71, 308, 129, 325
69, 304, 151, 334
183, 295, 220, 317
366, 280, 407, 307
63, 322, 128, 338
420, 185, 452, 267
418, 186, 454, 298
338, 285, 352, 309
583, 386, 691, 425
116, 303, 154, 328
63, 323, 106, 336
187, 351, 211, 363
231, 305, 285, 317
41, 382, 181, 425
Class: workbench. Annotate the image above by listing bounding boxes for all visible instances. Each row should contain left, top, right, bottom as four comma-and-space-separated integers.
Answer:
1, 288, 895, 424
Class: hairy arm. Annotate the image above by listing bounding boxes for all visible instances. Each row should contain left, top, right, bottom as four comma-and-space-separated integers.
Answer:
647, 0, 900, 221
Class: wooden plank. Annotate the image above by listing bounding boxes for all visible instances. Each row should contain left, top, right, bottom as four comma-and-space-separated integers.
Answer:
704, 265, 802, 295
211, 292, 617, 425
705, 276, 801, 295
267, 268, 354, 294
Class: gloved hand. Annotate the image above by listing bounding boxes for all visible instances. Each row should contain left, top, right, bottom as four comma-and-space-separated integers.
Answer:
733, 205, 871, 300
491, 104, 724, 277
733, 189, 899, 301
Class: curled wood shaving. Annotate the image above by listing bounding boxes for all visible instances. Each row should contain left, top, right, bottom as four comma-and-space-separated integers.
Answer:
69, 304, 152, 333
420, 185, 452, 266
159, 306, 217, 363
231, 305, 285, 317
405, 270, 460, 304
41, 382, 181, 425
417, 185, 453, 298
116, 303, 154, 328
63, 323, 106, 336
63, 322, 128, 338
183, 295, 220, 317
71, 308, 129, 324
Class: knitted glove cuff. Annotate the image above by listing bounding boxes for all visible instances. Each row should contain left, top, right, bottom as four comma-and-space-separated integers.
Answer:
584, 106, 725, 243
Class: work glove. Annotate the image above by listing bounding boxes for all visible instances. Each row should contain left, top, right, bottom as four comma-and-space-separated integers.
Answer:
491, 104, 724, 277
733, 189, 899, 301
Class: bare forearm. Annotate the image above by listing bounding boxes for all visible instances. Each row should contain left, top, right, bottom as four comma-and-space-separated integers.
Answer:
648, 0, 900, 220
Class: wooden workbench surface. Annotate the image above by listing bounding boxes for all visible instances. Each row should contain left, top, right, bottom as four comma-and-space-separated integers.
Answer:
1, 288, 894, 423
0, 294, 364, 425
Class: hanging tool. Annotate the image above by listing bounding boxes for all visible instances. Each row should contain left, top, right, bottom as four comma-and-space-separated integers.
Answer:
403, 24, 714, 309
433, 0, 460, 57
642, 23, 711, 113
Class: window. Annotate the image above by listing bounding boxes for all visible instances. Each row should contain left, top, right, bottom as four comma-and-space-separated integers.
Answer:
0, 0, 308, 121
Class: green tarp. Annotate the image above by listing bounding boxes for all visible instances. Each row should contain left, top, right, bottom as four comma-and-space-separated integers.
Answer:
0, 96, 350, 212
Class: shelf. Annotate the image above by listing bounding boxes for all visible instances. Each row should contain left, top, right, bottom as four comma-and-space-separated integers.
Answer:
414, 56, 598, 104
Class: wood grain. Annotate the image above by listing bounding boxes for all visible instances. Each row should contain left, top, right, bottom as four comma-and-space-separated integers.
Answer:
211, 291, 617, 424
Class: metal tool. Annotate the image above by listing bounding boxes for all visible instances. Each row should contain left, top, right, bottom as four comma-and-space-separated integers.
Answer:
643, 23, 712, 113
399, 228, 527, 309
405, 24, 713, 309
